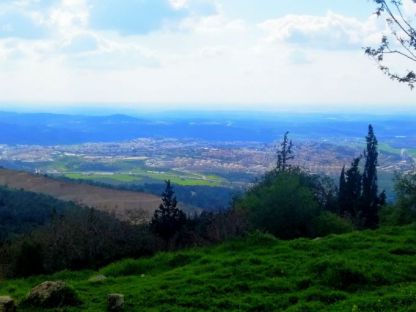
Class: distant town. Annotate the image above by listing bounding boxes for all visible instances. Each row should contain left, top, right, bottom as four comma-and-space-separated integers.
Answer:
0, 137, 414, 198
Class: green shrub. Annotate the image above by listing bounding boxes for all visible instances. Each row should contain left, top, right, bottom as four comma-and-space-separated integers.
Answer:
101, 252, 201, 277
313, 212, 354, 237
235, 172, 321, 239
101, 258, 146, 277
381, 172, 416, 226
246, 230, 277, 245
380, 204, 416, 226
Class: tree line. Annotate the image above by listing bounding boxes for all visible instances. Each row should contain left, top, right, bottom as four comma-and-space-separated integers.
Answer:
150, 124, 414, 241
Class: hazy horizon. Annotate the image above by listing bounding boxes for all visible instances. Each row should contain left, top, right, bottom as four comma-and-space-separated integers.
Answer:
1, 103, 416, 117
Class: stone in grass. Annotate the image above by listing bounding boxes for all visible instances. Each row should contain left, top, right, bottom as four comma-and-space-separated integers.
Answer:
107, 293, 124, 312
0, 296, 16, 312
88, 274, 108, 283
25, 281, 80, 308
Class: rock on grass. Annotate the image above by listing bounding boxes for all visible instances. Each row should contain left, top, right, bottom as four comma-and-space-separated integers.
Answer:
24, 281, 80, 308
0, 296, 16, 312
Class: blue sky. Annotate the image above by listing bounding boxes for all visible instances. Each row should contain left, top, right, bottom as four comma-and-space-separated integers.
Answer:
219, 0, 375, 21
0, 0, 414, 111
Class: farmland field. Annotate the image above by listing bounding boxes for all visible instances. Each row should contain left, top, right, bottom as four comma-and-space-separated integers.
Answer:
0, 168, 162, 221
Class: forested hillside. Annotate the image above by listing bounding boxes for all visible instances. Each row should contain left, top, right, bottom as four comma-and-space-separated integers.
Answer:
0, 186, 80, 240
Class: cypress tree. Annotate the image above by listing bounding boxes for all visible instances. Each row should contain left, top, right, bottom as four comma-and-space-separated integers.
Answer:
337, 125, 385, 227
344, 157, 362, 219
361, 124, 379, 228
338, 165, 347, 216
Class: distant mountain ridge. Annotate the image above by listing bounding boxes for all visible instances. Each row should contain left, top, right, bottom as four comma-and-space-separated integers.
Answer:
0, 111, 415, 145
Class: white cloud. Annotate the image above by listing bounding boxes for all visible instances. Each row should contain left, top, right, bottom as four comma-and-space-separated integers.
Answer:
180, 13, 246, 33
259, 11, 384, 49
0, 1, 413, 110
403, 0, 416, 16
169, 0, 188, 10
169, 0, 218, 14
46, 0, 89, 35
59, 32, 99, 53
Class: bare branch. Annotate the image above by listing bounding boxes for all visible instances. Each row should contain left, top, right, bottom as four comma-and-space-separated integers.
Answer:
367, 0, 416, 88
384, 49, 416, 62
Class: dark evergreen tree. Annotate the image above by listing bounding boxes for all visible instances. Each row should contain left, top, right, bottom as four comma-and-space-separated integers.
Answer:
338, 165, 347, 216
343, 157, 363, 220
337, 126, 385, 228
150, 180, 187, 243
276, 131, 294, 172
361, 125, 380, 228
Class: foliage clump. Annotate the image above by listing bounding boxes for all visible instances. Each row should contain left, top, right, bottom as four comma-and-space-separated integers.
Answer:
234, 132, 345, 239
381, 171, 416, 225
235, 170, 322, 239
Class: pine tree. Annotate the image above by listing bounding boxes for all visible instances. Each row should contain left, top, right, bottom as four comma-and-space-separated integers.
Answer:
150, 180, 187, 243
361, 124, 380, 228
276, 131, 294, 172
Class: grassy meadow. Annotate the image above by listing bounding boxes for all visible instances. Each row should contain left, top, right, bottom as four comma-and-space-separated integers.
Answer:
2, 224, 416, 311
64, 170, 224, 187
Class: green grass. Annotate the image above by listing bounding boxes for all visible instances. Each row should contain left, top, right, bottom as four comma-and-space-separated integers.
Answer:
379, 143, 416, 157
379, 143, 402, 155
29, 154, 229, 187
64, 170, 224, 187
3, 225, 416, 311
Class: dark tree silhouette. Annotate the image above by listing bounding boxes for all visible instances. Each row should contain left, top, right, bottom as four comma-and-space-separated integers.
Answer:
361, 125, 380, 228
339, 166, 347, 215
339, 157, 363, 219
276, 131, 294, 172
150, 180, 187, 243
366, 0, 416, 88
338, 126, 385, 228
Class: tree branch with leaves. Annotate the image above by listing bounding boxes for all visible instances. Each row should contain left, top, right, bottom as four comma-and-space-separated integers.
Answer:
365, 0, 416, 88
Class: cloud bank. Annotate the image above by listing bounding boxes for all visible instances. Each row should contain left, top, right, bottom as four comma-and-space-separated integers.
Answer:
0, 0, 413, 110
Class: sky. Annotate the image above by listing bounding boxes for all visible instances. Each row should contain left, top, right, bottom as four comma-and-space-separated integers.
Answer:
0, 0, 415, 112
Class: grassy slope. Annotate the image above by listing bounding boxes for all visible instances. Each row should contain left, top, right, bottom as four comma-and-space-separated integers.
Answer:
379, 143, 416, 158
2, 225, 416, 311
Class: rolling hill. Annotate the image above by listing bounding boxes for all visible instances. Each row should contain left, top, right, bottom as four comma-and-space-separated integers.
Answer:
0, 168, 161, 221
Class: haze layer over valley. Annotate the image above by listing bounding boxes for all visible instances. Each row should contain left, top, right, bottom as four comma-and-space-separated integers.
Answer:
0, 111, 414, 206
